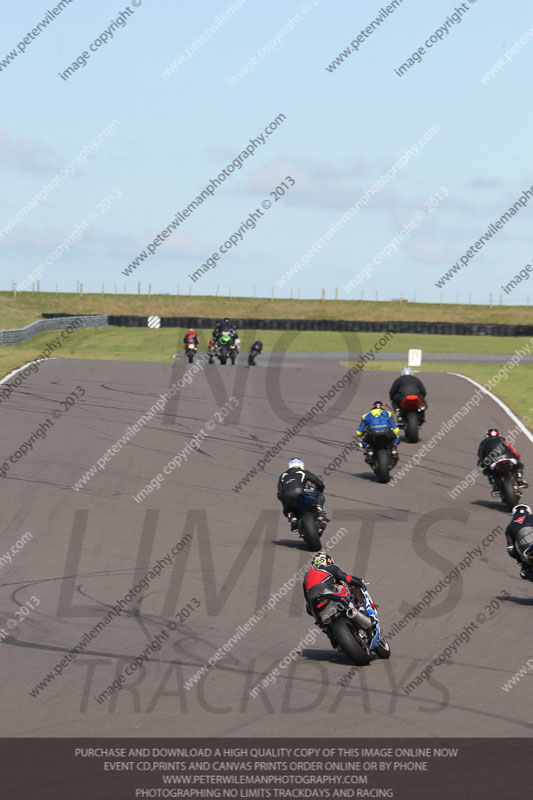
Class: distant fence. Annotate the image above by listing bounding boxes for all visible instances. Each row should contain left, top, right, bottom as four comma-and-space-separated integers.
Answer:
0, 315, 108, 346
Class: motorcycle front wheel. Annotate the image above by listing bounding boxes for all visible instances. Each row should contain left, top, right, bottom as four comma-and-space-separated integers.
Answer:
374, 637, 391, 659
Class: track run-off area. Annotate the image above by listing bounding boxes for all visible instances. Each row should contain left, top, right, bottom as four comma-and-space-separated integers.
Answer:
0, 351, 532, 737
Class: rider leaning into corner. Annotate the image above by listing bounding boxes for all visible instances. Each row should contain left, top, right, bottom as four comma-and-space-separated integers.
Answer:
277, 458, 329, 533
356, 401, 400, 463
505, 504, 533, 581
303, 552, 369, 646
477, 428, 527, 495
248, 339, 263, 366
389, 366, 428, 420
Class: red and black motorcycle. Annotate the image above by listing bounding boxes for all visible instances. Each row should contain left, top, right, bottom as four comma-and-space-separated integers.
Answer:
395, 395, 426, 443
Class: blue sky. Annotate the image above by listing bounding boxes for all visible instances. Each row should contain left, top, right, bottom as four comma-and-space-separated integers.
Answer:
1, 0, 533, 304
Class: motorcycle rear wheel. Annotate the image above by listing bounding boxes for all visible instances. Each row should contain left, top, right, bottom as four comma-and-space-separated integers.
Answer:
376, 449, 390, 483
405, 410, 419, 443
501, 476, 518, 511
300, 511, 321, 551
331, 617, 371, 666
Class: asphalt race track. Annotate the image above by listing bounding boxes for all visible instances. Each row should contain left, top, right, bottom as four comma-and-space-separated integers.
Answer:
1, 353, 532, 738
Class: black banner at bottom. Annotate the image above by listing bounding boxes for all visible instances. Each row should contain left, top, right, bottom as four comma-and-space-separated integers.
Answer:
2, 738, 529, 800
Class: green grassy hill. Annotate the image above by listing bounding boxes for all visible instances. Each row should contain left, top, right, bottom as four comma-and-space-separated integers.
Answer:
1, 290, 532, 330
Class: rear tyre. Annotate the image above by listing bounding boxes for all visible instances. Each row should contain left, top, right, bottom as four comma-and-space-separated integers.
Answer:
405, 411, 419, 443
376, 449, 390, 483
331, 617, 370, 666
374, 637, 391, 659
187, 354, 194, 364
501, 477, 518, 511
231, 356, 236, 365
300, 511, 321, 551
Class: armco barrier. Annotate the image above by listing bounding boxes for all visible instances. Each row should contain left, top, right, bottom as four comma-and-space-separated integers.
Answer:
38, 314, 533, 336
0, 315, 108, 346
100, 316, 533, 336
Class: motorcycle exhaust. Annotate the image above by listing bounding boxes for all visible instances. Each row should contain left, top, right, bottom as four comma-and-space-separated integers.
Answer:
346, 607, 372, 629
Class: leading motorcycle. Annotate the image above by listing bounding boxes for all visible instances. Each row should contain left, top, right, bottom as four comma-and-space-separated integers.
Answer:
394, 394, 426, 443
311, 581, 390, 666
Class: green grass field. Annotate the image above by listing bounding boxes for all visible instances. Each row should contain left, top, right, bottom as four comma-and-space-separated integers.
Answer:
1, 290, 532, 329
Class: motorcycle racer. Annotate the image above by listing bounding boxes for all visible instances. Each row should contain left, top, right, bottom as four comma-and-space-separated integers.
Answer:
389, 366, 427, 421
303, 552, 367, 613
356, 401, 400, 463
477, 429, 527, 496
183, 329, 199, 348
277, 458, 328, 533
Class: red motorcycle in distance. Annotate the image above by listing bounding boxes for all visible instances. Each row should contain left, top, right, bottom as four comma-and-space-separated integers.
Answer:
395, 395, 426, 443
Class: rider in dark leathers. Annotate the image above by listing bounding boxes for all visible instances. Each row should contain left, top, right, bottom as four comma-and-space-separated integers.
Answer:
477, 428, 527, 495
277, 458, 328, 533
248, 340, 263, 366
505, 504, 533, 580
389, 366, 427, 421
212, 317, 238, 343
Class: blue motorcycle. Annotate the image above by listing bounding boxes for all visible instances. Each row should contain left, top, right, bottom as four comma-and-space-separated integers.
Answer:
311, 581, 390, 665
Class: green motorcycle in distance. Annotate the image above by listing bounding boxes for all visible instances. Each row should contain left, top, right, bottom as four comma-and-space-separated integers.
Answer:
215, 332, 239, 365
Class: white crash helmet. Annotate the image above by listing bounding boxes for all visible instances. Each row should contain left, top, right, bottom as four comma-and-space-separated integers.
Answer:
288, 458, 304, 470
401, 366, 413, 376
512, 504, 532, 516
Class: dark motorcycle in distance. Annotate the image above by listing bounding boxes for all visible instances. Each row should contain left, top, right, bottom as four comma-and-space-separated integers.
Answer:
248, 340, 263, 366
490, 456, 522, 510
292, 492, 327, 551
395, 394, 426, 443
215, 333, 239, 365
363, 431, 398, 483
311, 581, 390, 666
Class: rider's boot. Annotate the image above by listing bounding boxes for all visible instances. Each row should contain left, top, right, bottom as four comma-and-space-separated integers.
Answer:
516, 470, 528, 488
315, 505, 330, 523
288, 513, 299, 534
